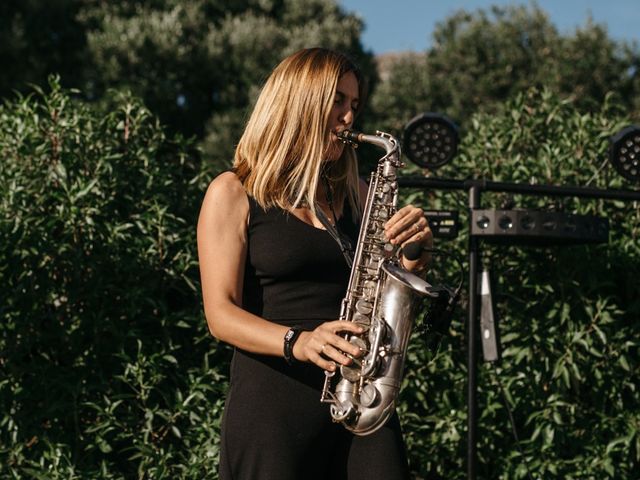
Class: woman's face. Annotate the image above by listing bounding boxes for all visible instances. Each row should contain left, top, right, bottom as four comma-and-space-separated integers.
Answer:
325, 71, 360, 162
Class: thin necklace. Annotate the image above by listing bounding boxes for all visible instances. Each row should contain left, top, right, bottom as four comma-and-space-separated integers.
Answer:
322, 176, 338, 226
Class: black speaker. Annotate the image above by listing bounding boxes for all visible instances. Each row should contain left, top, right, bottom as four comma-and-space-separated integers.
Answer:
470, 209, 609, 246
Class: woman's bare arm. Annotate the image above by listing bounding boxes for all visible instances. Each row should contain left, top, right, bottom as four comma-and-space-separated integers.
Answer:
198, 172, 289, 355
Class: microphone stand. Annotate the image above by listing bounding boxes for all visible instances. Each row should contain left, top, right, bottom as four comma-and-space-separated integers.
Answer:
398, 176, 640, 480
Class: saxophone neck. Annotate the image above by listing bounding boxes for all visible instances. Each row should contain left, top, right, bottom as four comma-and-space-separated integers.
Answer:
338, 129, 402, 166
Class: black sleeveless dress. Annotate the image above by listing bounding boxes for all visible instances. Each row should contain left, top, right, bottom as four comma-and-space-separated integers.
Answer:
218, 196, 409, 480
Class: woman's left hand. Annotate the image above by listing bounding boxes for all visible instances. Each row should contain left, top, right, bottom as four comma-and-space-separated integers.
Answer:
384, 204, 433, 272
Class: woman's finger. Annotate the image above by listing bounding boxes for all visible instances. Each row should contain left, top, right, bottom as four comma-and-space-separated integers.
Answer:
384, 206, 426, 244
324, 320, 364, 335
311, 353, 338, 372
393, 218, 431, 246
319, 343, 354, 366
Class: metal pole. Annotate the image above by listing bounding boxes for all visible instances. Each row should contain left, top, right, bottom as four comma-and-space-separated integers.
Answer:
399, 176, 640, 201
467, 184, 481, 480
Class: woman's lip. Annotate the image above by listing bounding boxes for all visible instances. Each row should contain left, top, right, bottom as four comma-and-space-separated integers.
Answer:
332, 130, 346, 138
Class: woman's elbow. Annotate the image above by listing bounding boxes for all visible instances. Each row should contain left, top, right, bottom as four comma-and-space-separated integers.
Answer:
202, 292, 242, 342
204, 307, 225, 340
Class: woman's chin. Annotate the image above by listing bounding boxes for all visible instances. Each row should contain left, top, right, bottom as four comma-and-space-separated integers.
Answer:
324, 143, 345, 162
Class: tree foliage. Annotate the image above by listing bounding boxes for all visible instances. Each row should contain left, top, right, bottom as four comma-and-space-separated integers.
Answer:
369, 4, 640, 134
0, 0, 376, 174
0, 0, 86, 100
0, 78, 229, 478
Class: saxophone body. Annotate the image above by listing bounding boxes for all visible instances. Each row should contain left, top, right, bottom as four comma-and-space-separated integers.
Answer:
320, 130, 438, 436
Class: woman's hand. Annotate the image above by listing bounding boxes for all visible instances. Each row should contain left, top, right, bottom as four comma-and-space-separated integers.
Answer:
292, 321, 365, 371
384, 204, 433, 272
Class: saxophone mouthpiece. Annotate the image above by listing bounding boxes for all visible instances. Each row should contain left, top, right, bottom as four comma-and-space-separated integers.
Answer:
337, 129, 361, 148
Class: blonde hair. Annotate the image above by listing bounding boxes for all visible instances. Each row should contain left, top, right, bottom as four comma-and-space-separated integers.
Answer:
233, 47, 366, 219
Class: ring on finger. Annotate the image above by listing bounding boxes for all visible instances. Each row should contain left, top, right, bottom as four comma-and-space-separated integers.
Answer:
413, 221, 421, 234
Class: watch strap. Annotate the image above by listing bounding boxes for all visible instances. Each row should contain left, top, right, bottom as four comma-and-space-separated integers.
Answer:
283, 327, 303, 365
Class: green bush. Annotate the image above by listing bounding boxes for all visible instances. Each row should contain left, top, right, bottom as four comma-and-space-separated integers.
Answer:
0, 78, 230, 478
1, 80, 638, 479
400, 88, 640, 479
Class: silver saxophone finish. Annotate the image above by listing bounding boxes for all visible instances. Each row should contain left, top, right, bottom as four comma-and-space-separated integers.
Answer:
320, 129, 438, 436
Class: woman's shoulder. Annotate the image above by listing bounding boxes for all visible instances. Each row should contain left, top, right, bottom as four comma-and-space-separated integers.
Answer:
200, 171, 249, 219
208, 170, 244, 193
206, 171, 248, 201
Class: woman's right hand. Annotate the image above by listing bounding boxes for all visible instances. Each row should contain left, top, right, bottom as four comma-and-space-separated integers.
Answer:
293, 320, 365, 371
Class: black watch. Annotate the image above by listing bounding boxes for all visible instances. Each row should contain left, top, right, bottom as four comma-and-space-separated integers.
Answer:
283, 327, 303, 365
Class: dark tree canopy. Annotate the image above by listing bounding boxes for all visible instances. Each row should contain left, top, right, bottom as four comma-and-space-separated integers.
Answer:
0, 0, 376, 173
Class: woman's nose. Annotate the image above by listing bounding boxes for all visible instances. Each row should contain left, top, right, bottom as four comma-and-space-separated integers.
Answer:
340, 107, 354, 127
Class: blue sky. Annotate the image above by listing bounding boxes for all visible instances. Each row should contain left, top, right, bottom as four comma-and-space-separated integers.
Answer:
338, 0, 640, 54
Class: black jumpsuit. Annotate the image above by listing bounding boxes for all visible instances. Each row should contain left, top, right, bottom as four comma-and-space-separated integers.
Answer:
218, 196, 409, 480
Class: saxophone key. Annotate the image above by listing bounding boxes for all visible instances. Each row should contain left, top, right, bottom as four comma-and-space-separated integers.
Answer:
340, 336, 367, 382
341, 364, 361, 383
364, 280, 377, 290
375, 209, 389, 220
330, 401, 356, 422
352, 312, 370, 327
359, 383, 379, 408
355, 299, 373, 315
320, 369, 336, 403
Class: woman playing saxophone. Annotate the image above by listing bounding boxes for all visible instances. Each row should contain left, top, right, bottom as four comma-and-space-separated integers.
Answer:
197, 47, 432, 480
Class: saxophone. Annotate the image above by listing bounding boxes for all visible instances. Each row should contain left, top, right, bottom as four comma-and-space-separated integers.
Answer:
320, 129, 439, 435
